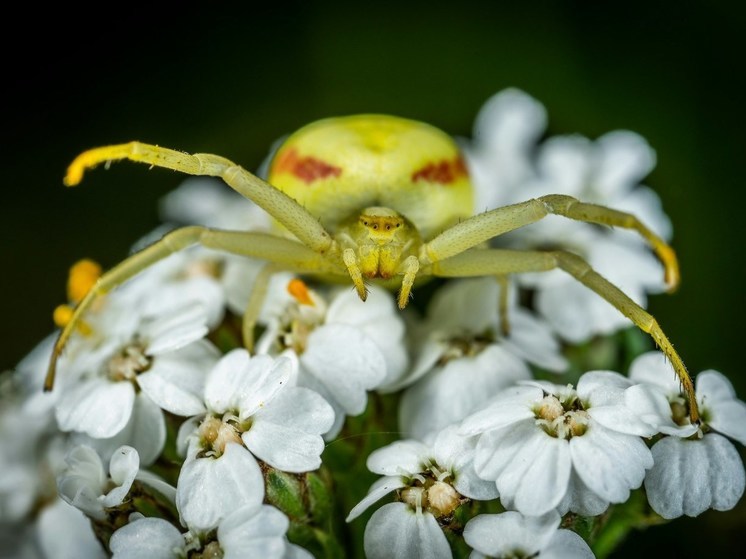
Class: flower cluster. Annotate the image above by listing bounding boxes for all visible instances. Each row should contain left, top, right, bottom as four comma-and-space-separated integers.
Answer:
2, 89, 743, 558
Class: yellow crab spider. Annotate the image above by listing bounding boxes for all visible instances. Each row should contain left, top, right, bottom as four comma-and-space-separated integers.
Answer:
43, 115, 698, 423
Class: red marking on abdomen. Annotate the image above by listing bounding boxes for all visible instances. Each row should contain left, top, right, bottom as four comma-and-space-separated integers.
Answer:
272, 148, 342, 184
411, 156, 468, 184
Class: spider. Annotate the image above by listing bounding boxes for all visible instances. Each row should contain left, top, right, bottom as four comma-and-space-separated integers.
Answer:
43, 114, 699, 423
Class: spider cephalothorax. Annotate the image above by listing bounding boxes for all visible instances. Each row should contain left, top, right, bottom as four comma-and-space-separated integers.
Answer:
44, 114, 699, 423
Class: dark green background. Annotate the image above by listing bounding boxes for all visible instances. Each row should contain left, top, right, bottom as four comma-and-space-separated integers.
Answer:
4, 1, 744, 556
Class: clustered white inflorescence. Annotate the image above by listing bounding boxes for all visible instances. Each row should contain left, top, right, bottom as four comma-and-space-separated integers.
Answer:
1, 89, 744, 559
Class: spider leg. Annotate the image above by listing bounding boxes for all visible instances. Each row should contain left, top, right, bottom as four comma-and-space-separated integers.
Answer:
44, 226, 342, 391
65, 142, 333, 253
429, 247, 699, 424
396, 255, 420, 309
422, 194, 679, 291
342, 248, 368, 301
495, 275, 511, 336
241, 262, 283, 352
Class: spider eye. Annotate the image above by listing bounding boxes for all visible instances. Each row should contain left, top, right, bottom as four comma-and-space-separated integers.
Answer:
396, 223, 401, 228
372, 224, 379, 230
385, 224, 391, 231
363, 220, 369, 226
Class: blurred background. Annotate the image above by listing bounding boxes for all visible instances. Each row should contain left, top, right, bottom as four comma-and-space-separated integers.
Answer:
3, 1, 744, 556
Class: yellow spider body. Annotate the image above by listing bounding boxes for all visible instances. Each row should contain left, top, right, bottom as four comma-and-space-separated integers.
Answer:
267, 115, 473, 239
45, 114, 700, 424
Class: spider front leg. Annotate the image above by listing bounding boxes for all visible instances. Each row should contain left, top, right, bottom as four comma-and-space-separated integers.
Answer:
422, 194, 679, 290
428, 247, 699, 423
44, 227, 342, 391
65, 142, 333, 253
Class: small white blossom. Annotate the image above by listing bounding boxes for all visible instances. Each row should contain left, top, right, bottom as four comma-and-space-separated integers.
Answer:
395, 277, 566, 439
628, 351, 746, 519
175, 350, 333, 532
463, 510, 594, 559
460, 372, 654, 516
54, 289, 219, 445
57, 444, 137, 520
347, 426, 497, 559
257, 279, 408, 439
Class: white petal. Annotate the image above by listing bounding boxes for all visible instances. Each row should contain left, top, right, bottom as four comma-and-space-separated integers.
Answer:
571, 424, 652, 503
499, 431, 572, 515
346, 476, 406, 522
204, 348, 252, 411
367, 440, 429, 475
543, 528, 596, 559
102, 446, 140, 507
557, 470, 609, 517
177, 443, 265, 532
502, 309, 568, 372
697, 370, 737, 403
301, 324, 386, 414
56, 446, 107, 520
708, 400, 746, 446
458, 386, 539, 437
463, 511, 559, 557
243, 388, 330, 473
363, 502, 452, 559
56, 379, 135, 438
577, 370, 631, 405
392, 337, 447, 391
474, 420, 571, 515
588, 399, 658, 438
143, 304, 210, 355
206, 350, 291, 417
220, 504, 289, 559
400, 345, 531, 440
621, 384, 697, 437
137, 353, 209, 416
110, 517, 184, 559
121, 392, 167, 465
74, 392, 167, 467
37, 499, 106, 559
426, 277, 501, 334
473, 88, 547, 155
628, 351, 681, 395
595, 130, 656, 199
645, 433, 745, 519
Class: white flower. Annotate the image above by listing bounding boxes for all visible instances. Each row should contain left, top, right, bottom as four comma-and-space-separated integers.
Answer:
460, 372, 654, 516
395, 277, 566, 440
347, 426, 497, 559
55, 290, 219, 442
56, 445, 158, 521
463, 510, 595, 559
628, 351, 746, 518
175, 350, 334, 532
257, 279, 408, 439
109, 502, 311, 559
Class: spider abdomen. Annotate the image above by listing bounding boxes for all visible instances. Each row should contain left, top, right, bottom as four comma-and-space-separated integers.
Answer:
267, 115, 474, 240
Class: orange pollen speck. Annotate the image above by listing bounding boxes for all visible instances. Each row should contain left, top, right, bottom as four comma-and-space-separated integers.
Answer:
411, 156, 468, 184
67, 259, 102, 303
272, 148, 342, 184
287, 279, 314, 306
